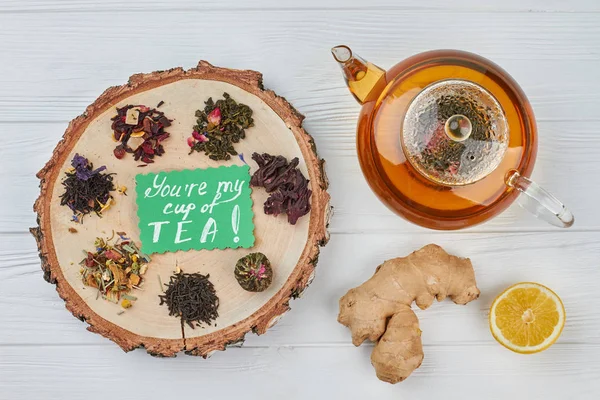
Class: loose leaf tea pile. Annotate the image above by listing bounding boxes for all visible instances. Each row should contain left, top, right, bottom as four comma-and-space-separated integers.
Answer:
250, 152, 312, 225
188, 92, 254, 160
407, 90, 506, 185
80, 233, 151, 308
234, 252, 273, 292
159, 272, 219, 329
60, 154, 115, 218
111, 104, 171, 164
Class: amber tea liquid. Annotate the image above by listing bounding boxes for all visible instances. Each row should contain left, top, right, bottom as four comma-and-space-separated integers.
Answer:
355, 51, 537, 229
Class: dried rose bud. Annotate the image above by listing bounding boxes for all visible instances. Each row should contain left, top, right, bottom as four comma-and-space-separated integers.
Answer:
234, 252, 273, 292
207, 107, 221, 126
192, 130, 209, 143
113, 145, 126, 159
187, 137, 196, 147
192, 130, 203, 140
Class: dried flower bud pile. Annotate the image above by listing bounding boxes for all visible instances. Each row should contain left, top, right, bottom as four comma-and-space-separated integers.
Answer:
188, 92, 254, 160
234, 252, 273, 292
79, 233, 151, 308
60, 153, 116, 219
250, 152, 312, 224
111, 103, 171, 164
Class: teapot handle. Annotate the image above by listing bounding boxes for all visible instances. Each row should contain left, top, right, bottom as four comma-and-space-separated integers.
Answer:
506, 170, 574, 228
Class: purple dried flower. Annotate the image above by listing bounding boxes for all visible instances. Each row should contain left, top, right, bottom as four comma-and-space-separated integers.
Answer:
251, 152, 311, 225
71, 153, 88, 169
250, 153, 288, 191
71, 153, 106, 181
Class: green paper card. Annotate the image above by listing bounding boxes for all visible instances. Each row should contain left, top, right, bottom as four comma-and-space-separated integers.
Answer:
135, 165, 255, 254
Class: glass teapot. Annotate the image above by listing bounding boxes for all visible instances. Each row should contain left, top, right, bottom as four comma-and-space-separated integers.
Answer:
332, 45, 574, 230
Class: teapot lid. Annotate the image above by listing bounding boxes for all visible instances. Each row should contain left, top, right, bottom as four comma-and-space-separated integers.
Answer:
402, 79, 509, 186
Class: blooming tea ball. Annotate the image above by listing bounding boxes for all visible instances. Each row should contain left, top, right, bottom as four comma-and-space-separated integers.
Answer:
234, 252, 273, 292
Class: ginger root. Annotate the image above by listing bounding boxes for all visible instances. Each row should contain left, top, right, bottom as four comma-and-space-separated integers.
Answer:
338, 244, 480, 383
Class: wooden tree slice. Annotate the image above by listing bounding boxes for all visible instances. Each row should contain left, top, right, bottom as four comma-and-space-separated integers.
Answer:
31, 61, 331, 357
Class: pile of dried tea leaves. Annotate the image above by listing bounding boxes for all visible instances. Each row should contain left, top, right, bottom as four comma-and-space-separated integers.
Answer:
413, 94, 494, 179
60, 153, 115, 219
188, 92, 254, 161
111, 103, 171, 164
159, 272, 219, 329
80, 233, 151, 308
250, 152, 312, 225
234, 252, 273, 292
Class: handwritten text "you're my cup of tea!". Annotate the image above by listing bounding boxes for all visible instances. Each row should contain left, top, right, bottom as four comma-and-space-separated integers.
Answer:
135, 166, 255, 254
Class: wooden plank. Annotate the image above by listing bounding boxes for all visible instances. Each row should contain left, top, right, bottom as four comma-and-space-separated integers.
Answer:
0, 344, 598, 400
0, 11, 599, 123
2, 231, 599, 346
0, 0, 598, 13
0, 119, 595, 234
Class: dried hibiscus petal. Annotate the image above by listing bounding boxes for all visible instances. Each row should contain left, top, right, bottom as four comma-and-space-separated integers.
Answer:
250, 153, 288, 191
286, 185, 312, 224
158, 116, 172, 127
104, 249, 121, 261
251, 152, 311, 225
156, 133, 170, 142
141, 141, 155, 155
264, 190, 287, 216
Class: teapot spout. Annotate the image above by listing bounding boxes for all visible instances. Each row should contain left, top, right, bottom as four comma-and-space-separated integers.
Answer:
331, 45, 386, 104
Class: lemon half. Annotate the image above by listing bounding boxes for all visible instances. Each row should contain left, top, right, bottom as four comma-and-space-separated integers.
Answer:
489, 282, 565, 354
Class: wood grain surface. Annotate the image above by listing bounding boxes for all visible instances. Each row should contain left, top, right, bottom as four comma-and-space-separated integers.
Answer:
1, 0, 599, 399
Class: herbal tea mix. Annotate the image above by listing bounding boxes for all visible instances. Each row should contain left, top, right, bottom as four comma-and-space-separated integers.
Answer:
32, 61, 330, 356
79, 233, 150, 309
111, 103, 171, 164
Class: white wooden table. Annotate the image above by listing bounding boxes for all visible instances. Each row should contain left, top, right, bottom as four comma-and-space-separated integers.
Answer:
1, 0, 599, 398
